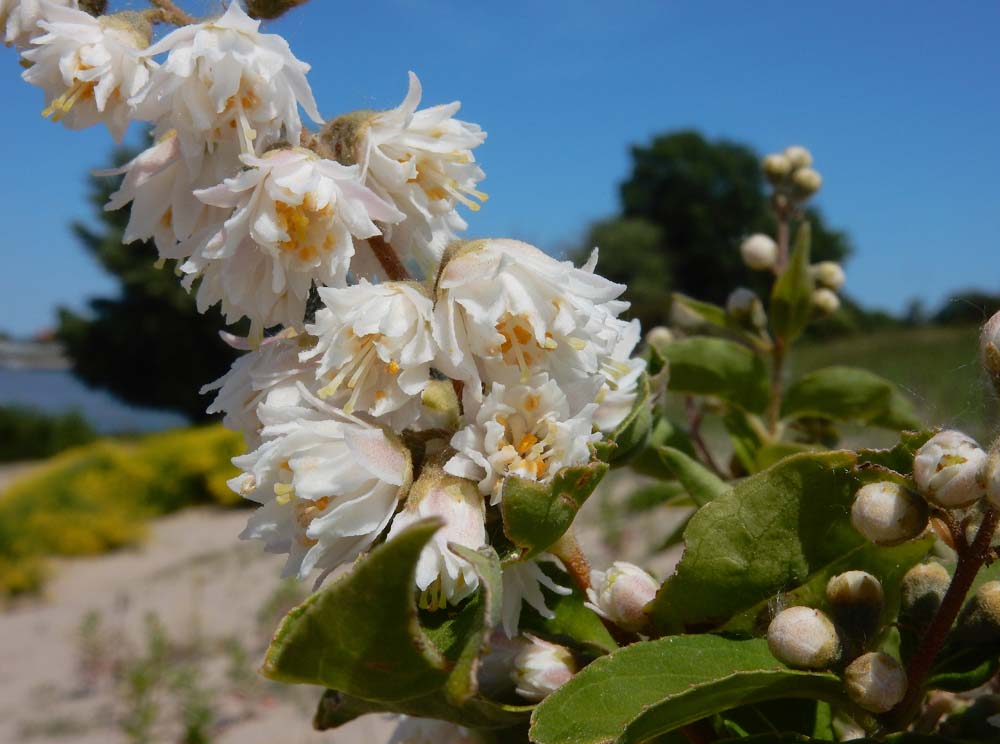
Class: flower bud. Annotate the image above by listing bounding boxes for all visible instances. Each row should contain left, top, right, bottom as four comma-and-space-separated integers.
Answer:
851, 482, 928, 546
740, 233, 778, 271
913, 430, 987, 508
984, 445, 1000, 510
784, 145, 813, 169
726, 288, 767, 328
767, 606, 841, 669
793, 167, 823, 196
420, 380, 461, 431
843, 652, 907, 713
899, 562, 951, 660
645, 325, 675, 351
953, 581, 1000, 644
585, 561, 659, 632
511, 635, 576, 702
980, 311, 1000, 396
812, 288, 841, 316
762, 153, 792, 181
826, 571, 884, 654
811, 261, 846, 291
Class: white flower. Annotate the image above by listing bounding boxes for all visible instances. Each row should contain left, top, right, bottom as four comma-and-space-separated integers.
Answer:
434, 239, 629, 400
500, 558, 571, 638
387, 716, 475, 744
913, 430, 987, 508
303, 280, 435, 429
585, 561, 658, 632
593, 318, 646, 432
3, 0, 74, 49
511, 634, 576, 702
183, 147, 403, 333
385, 464, 486, 610
201, 329, 318, 448
350, 72, 487, 272
232, 411, 411, 579
22, 4, 153, 142
102, 132, 241, 258
445, 374, 599, 504
132, 2, 321, 168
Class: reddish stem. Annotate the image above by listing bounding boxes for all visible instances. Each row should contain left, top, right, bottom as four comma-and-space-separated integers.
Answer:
891, 507, 998, 723
367, 234, 412, 282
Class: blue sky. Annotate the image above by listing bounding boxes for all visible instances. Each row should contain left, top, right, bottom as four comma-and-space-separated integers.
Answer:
1, 0, 997, 336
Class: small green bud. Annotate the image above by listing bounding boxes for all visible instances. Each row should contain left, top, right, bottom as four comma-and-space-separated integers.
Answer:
812, 287, 841, 316
792, 167, 823, 197
953, 581, 1000, 644
726, 288, 766, 328
420, 380, 461, 431
811, 261, 846, 291
913, 430, 987, 509
899, 562, 951, 660
827, 571, 884, 656
843, 652, 907, 713
740, 233, 778, 271
645, 325, 674, 351
851, 482, 929, 546
762, 153, 793, 182
784, 145, 813, 169
767, 606, 841, 669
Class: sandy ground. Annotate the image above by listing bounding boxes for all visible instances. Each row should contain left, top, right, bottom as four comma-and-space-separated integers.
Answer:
0, 466, 684, 744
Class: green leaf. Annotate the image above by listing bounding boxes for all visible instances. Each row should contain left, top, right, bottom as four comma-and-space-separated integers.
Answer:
520, 564, 618, 655
755, 441, 824, 470
501, 462, 608, 561
262, 520, 449, 701
723, 537, 934, 636
782, 367, 921, 430
770, 222, 814, 343
443, 545, 502, 704
724, 409, 766, 474
649, 451, 861, 633
660, 337, 770, 413
628, 415, 697, 480
656, 446, 729, 507
594, 374, 653, 465
529, 636, 846, 744
671, 293, 729, 328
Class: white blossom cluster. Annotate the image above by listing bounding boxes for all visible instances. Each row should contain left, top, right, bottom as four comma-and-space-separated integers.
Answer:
6, 0, 648, 715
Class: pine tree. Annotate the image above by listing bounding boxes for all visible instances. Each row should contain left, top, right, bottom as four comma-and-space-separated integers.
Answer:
57, 145, 240, 421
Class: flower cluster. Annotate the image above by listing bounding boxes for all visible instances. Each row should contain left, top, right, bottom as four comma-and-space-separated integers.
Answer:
8, 2, 647, 723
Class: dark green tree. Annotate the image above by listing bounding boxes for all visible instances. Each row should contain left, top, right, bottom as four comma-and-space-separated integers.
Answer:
575, 130, 852, 329
57, 147, 239, 421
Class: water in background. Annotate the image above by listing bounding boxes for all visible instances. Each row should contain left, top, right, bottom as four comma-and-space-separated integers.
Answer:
0, 368, 188, 433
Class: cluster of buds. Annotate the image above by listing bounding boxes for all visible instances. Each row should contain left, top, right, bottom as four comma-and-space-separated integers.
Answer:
851, 424, 996, 551
767, 570, 908, 713
762, 145, 823, 201
4, 2, 649, 724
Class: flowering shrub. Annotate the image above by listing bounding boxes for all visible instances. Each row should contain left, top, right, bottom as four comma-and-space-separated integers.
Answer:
7, 1, 1000, 741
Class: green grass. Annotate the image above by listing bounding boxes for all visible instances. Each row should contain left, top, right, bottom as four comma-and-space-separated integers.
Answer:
794, 325, 998, 441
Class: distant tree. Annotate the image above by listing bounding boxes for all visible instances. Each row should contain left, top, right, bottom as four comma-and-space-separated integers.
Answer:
574, 130, 852, 328
57, 147, 239, 421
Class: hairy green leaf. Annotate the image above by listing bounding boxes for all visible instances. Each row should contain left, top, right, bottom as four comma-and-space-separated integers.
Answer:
782, 366, 921, 430
262, 520, 449, 700
649, 451, 861, 633
660, 337, 770, 412
501, 462, 608, 560
529, 636, 845, 744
